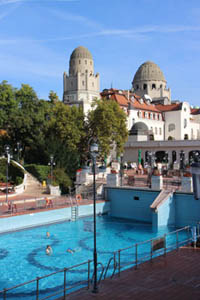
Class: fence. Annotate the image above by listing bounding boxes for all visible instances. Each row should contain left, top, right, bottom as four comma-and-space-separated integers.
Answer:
0, 195, 76, 217
125, 174, 182, 191
1, 224, 198, 300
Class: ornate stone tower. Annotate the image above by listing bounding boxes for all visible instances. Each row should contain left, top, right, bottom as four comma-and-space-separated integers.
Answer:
132, 61, 171, 104
63, 46, 100, 114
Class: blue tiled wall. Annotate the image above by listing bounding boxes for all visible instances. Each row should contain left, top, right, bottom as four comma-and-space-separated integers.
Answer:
175, 193, 200, 227
156, 194, 175, 227
0, 202, 110, 234
106, 187, 200, 228
106, 188, 159, 223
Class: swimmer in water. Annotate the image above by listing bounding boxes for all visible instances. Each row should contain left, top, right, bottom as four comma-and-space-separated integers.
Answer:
46, 245, 52, 255
46, 231, 50, 238
66, 248, 75, 254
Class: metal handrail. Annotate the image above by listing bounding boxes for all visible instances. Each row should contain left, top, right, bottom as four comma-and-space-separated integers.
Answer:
0, 259, 92, 300
91, 262, 105, 284
104, 254, 118, 279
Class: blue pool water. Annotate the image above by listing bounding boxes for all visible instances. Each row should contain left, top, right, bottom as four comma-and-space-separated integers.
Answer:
0, 215, 189, 299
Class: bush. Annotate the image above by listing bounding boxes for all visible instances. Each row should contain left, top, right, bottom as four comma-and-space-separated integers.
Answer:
25, 164, 49, 182
16, 176, 23, 185
53, 168, 72, 194
0, 158, 24, 184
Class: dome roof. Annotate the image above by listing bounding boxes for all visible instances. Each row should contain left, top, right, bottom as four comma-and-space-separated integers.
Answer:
129, 122, 149, 136
70, 46, 93, 60
133, 61, 166, 83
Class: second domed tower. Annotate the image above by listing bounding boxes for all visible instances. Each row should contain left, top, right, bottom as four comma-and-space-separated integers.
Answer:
63, 46, 100, 114
132, 61, 171, 103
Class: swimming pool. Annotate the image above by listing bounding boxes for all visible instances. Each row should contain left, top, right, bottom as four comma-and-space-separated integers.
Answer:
0, 215, 190, 299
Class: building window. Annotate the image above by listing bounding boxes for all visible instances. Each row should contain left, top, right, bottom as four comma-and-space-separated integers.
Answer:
71, 81, 73, 87
159, 128, 162, 135
184, 118, 187, 128
85, 60, 87, 65
82, 81, 85, 86
90, 61, 92, 65
92, 82, 94, 87
139, 111, 142, 118
145, 112, 148, 118
79, 60, 81, 64
168, 123, 175, 132
150, 113, 153, 119
143, 84, 147, 90
152, 84, 156, 89
155, 127, 157, 134
136, 84, 139, 90
160, 84, 163, 88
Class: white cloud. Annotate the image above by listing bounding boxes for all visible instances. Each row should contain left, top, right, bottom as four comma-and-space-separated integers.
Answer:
47, 9, 103, 30
1, 24, 200, 45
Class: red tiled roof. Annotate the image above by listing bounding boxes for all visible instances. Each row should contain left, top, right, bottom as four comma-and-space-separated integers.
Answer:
132, 98, 160, 112
110, 94, 128, 106
191, 108, 200, 115
156, 103, 182, 112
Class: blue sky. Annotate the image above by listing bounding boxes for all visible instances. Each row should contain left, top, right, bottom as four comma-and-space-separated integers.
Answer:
1, 0, 200, 106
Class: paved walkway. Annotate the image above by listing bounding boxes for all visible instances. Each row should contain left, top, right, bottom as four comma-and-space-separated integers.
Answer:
64, 247, 200, 300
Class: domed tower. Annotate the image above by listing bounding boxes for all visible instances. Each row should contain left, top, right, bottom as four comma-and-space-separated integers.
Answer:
63, 46, 100, 114
132, 61, 171, 103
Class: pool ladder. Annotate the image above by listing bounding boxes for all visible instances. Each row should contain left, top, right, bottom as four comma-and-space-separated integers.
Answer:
71, 206, 78, 221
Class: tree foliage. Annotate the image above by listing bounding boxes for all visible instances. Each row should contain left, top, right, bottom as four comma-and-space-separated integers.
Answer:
87, 98, 128, 157
0, 81, 129, 189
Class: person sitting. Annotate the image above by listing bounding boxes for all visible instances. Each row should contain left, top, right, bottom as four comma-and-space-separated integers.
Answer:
66, 248, 75, 254
46, 245, 52, 255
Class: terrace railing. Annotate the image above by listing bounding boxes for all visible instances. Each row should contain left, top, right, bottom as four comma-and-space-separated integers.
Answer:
0, 224, 199, 299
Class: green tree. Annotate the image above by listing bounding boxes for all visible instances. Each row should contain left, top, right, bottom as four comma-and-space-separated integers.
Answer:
87, 98, 128, 157
46, 102, 86, 177
48, 90, 59, 104
0, 80, 18, 130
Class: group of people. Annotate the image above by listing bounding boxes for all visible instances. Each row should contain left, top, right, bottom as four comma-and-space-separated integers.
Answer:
45, 231, 75, 255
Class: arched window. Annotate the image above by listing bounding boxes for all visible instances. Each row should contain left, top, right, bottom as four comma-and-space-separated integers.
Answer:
168, 123, 175, 132
143, 84, 147, 90
184, 118, 187, 128
160, 84, 163, 88
152, 84, 156, 89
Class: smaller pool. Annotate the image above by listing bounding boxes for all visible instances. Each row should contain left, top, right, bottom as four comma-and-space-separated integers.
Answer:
0, 215, 190, 300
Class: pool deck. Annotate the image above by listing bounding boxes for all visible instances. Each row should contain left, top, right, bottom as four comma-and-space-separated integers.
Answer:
63, 247, 200, 300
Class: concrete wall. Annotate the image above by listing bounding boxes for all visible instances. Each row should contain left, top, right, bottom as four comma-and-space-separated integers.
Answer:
106, 187, 159, 223
106, 187, 200, 228
152, 193, 175, 228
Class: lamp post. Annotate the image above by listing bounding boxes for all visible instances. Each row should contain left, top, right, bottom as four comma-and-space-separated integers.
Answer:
4, 145, 10, 203
89, 140, 99, 293
120, 153, 123, 186
48, 155, 55, 185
